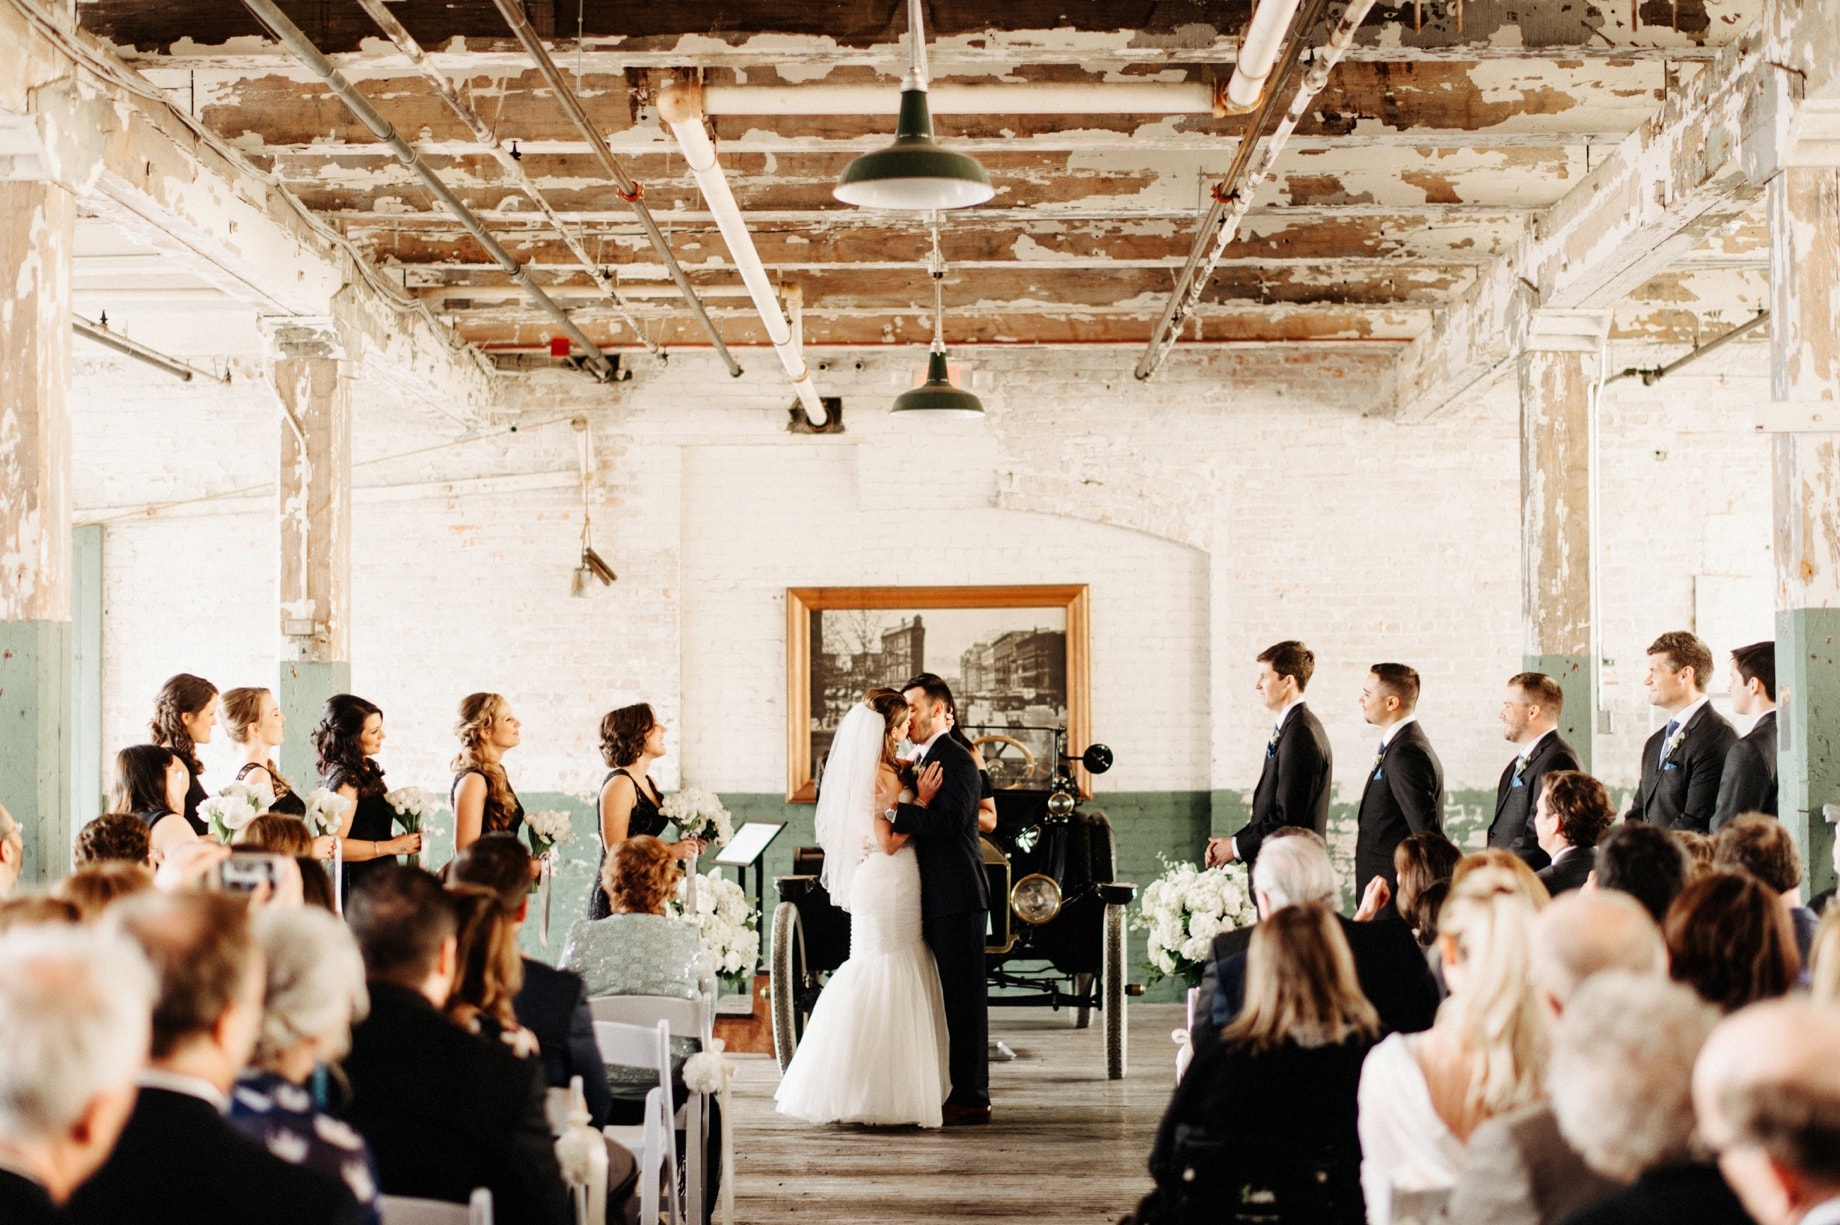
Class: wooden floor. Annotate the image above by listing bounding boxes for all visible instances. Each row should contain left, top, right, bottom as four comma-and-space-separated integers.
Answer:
727, 1003, 1181, 1224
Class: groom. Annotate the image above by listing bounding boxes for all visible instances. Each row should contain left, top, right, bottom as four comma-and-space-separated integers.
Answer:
890, 672, 991, 1125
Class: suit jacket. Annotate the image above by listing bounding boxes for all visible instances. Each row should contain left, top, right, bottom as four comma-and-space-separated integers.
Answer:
66, 1086, 361, 1225
892, 732, 989, 918
1232, 703, 1334, 864
1712, 710, 1778, 830
1536, 845, 1594, 896
1209, 913, 1439, 1037
1626, 704, 1739, 833
1355, 721, 1444, 898
1439, 1102, 1623, 1225
1488, 731, 1582, 869
1560, 1161, 1749, 1225
0, 1168, 60, 1225
341, 981, 570, 1225
516, 956, 614, 1128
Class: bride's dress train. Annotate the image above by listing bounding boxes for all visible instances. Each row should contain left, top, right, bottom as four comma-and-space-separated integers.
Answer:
773, 842, 950, 1126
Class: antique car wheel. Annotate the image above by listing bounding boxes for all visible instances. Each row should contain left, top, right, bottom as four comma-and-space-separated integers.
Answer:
973, 734, 1036, 789
1072, 971, 1094, 1029
1103, 903, 1128, 1078
770, 900, 809, 1073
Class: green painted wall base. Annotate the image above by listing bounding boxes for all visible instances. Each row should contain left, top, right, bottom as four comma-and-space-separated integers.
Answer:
0, 620, 73, 882
1777, 608, 1840, 897
278, 660, 351, 790
1526, 652, 1596, 775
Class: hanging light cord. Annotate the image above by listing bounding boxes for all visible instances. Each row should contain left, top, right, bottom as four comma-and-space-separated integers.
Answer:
927, 219, 947, 355
905, 0, 929, 90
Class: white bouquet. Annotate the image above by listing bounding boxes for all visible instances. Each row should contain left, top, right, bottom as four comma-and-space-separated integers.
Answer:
201, 782, 272, 843
524, 809, 574, 859
668, 868, 759, 988
1132, 854, 1260, 989
659, 787, 733, 846
384, 786, 443, 834
300, 787, 350, 839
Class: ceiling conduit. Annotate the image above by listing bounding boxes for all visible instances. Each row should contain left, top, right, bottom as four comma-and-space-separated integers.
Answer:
238, 0, 616, 379
351, 0, 657, 356
488, 0, 743, 379
693, 80, 1228, 117
657, 82, 830, 428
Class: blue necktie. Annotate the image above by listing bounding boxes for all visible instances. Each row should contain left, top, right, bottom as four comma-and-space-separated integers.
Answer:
1660, 719, 1680, 764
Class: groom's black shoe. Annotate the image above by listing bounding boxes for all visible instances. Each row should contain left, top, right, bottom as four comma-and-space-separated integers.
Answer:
942, 1104, 991, 1127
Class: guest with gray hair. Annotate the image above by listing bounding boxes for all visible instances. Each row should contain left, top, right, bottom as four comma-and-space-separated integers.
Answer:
229, 908, 382, 1225
1440, 893, 1667, 1225
1549, 972, 1748, 1225
0, 924, 154, 1221
1694, 998, 1840, 1225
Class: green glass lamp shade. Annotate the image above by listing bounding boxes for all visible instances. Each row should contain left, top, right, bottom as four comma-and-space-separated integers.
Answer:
893, 349, 985, 416
834, 89, 994, 211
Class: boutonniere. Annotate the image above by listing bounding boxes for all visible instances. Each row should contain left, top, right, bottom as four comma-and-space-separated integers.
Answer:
1268, 725, 1283, 749
1661, 726, 1687, 761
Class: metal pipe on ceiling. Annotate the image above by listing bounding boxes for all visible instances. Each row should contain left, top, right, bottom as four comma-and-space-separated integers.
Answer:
72, 314, 229, 383
1134, 0, 1378, 380
487, 0, 743, 379
1606, 310, 1770, 385
350, 0, 657, 357
692, 80, 1226, 117
237, 0, 616, 380
657, 84, 830, 427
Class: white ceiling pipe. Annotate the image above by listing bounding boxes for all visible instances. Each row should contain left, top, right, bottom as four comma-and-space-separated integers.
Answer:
1225, 0, 1305, 109
658, 88, 830, 427
699, 80, 1224, 117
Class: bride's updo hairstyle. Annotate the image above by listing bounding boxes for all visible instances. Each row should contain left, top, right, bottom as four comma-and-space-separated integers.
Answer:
599, 703, 657, 769
864, 687, 909, 770
605, 834, 679, 915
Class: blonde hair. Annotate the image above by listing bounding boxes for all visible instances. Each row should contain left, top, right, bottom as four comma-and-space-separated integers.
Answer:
1811, 906, 1840, 1006
452, 693, 518, 833
219, 687, 294, 797
1223, 902, 1379, 1053
1451, 848, 1551, 911
53, 863, 154, 921
1437, 865, 1548, 1119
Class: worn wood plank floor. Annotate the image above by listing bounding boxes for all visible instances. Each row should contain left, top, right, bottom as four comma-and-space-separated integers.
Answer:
727, 1003, 1182, 1224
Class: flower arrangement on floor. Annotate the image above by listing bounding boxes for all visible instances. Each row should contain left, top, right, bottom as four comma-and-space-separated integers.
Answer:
659, 787, 734, 847
299, 788, 350, 839
1133, 854, 1260, 989
524, 809, 574, 860
201, 782, 272, 843
668, 867, 760, 992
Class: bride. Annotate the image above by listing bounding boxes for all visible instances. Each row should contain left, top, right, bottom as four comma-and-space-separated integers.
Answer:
775, 687, 951, 1126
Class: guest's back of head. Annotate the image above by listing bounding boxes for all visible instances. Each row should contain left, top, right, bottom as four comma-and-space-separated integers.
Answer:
53, 863, 154, 921
0, 894, 82, 932
107, 890, 259, 1062
1452, 849, 1551, 911
234, 814, 314, 857
604, 834, 679, 915
249, 907, 369, 1071
1676, 830, 1717, 881
1394, 830, 1461, 918
1436, 866, 1547, 1119
1664, 870, 1798, 1013
1528, 889, 1665, 1015
1251, 829, 1337, 910
447, 832, 532, 913
1223, 902, 1377, 1053
445, 883, 523, 1032
1811, 907, 1840, 1005
347, 863, 457, 989
1595, 821, 1691, 922
1712, 814, 1803, 896
73, 813, 151, 868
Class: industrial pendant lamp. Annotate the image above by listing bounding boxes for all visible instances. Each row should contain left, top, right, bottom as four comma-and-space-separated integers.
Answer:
894, 224, 984, 417
834, 0, 993, 211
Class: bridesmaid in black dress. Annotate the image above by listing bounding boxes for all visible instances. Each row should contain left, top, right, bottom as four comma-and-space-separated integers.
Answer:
149, 673, 218, 830
312, 693, 420, 898
451, 692, 530, 863
590, 703, 703, 920
221, 686, 338, 866
108, 745, 198, 864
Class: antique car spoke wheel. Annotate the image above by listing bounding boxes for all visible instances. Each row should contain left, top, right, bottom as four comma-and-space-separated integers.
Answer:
1103, 903, 1128, 1078
973, 734, 1036, 789
771, 900, 809, 1073
1072, 971, 1094, 1029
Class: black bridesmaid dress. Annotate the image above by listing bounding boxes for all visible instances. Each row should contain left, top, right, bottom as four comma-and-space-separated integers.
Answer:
450, 770, 526, 843
587, 767, 667, 920
236, 762, 307, 818
330, 765, 396, 897
180, 762, 209, 836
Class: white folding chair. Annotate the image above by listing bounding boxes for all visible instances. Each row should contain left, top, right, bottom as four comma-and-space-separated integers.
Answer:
377, 1187, 493, 1225
594, 1018, 683, 1225
589, 994, 716, 1225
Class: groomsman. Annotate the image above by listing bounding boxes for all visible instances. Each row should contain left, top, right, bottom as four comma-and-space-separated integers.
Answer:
1206, 640, 1334, 869
1713, 641, 1778, 830
1487, 673, 1582, 870
1354, 663, 1444, 914
1626, 631, 1738, 832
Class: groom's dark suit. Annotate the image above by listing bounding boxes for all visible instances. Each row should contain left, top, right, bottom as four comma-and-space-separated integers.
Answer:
892, 731, 990, 1110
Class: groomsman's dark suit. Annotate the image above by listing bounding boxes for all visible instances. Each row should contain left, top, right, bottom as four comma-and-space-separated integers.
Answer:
1487, 730, 1581, 871
1208, 915, 1439, 1037
1625, 703, 1739, 833
0, 1168, 60, 1225
1712, 710, 1778, 831
1229, 703, 1334, 865
1354, 720, 1444, 905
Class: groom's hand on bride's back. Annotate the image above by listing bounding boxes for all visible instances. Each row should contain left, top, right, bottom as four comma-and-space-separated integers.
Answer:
916, 762, 945, 807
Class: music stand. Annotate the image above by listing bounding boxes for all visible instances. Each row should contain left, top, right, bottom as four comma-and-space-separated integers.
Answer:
713, 821, 786, 952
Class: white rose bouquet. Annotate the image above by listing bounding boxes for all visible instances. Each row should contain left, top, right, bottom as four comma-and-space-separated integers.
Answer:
384, 786, 443, 834
300, 787, 350, 839
201, 782, 272, 843
1132, 853, 1260, 989
668, 868, 760, 990
524, 809, 574, 859
659, 787, 733, 846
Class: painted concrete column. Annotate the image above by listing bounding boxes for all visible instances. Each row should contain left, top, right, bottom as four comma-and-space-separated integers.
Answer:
1517, 310, 1608, 773
1768, 167, 1840, 895
0, 180, 75, 882
264, 320, 353, 787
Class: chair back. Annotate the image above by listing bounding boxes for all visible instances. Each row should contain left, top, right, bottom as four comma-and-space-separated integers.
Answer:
378, 1187, 494, 1225
592, 1017, 673, 1075
589, 993, 708, 1043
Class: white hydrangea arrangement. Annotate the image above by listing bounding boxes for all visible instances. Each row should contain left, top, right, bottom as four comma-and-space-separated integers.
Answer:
524, 809, 574, 859
201, 782, 272, 843
668, 868, 759, 989
299, 787, 350, 839
659, 787, 733, 846
1132, 854, 1260, 988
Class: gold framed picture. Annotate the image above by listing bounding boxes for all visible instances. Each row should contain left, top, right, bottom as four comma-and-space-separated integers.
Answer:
785, 585, 1091, 803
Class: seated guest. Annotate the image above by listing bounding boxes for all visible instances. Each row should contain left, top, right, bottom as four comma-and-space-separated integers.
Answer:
445, 883, 539, 1057
1711, 813, 1817, 963
1694, 999, 1840, 1225
235, 814, 316, 858
66, 891, 362, 1225
73, 813, 152, 868
340, 864, 568, 1225
1592, 821, 1690, 923
53, 862, 153, 921
1394, 830, 1462, 949
1809, 907, 1840, 1004
1676, 829, 1717, 880
1144, 904, 1378, 1225
0, 802, 20, 898
1451, 848, 1552, 909
1204, 831, 1438, 1046
0, 896, 80, 931
1532, 772, 1614, 896
1664, 870, 1799, 1013
1358, 866, 1545, 1225
1551, 973, 1744, 1225
0, 924, 153, 1222
231, 908, 381, 1225
449, 834, 614, 1127
561, 834, 703, 1000
1441, 892, 1665, 1225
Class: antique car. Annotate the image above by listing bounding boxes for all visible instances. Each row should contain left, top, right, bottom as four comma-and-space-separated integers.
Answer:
769, 728, 1139, 1079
